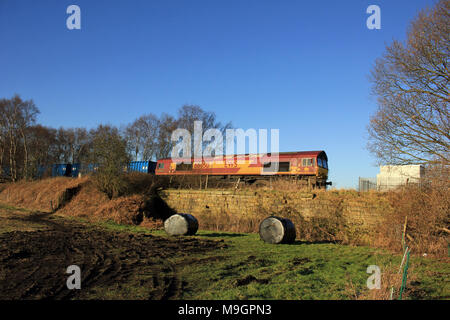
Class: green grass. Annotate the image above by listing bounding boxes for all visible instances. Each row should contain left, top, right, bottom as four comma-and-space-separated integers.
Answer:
89, 222, 450, 300
1, 203, 448, 300
0, 202, 50, 234
165, 231, 394, 299
0, 202, 32, 213
408, 258, 450, 299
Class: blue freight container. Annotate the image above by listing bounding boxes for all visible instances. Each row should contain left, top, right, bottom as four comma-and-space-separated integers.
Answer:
71, 163, 81, 177
51, 163, 80, 177
52, 164, 68, 177
127, 161, 157, 174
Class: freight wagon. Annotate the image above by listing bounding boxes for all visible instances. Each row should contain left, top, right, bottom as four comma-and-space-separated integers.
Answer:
51, 163, 81, 178
126, 161, 157, 174
50, 161, 156, 177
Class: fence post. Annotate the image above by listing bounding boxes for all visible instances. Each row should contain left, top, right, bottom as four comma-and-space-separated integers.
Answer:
402, 216, 408, 251
398, 249, 410, 300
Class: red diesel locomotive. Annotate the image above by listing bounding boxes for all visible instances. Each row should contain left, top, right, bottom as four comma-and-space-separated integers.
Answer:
155, 150, 330, 187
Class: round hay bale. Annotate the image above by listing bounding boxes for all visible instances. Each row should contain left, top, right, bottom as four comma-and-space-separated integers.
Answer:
259, 216, 296, 244
164, 213, 198, 236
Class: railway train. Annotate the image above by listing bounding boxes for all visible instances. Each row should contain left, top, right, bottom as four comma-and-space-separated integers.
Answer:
45, 150, 331, 187
155, 151, 330, 187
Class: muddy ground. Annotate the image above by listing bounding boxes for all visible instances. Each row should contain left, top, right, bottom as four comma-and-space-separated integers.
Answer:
0, 206, 226, 300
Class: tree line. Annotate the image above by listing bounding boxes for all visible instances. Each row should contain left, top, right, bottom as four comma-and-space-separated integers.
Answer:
0, 95, 230, 182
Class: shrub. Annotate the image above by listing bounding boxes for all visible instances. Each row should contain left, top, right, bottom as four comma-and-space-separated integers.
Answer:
89, 125, 130, 199
375, 166, 450, 257
93, 171, 128, 200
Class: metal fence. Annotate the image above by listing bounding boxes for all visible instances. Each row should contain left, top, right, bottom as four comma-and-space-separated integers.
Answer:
358, 177, 425, 191
358, 177, 377, 192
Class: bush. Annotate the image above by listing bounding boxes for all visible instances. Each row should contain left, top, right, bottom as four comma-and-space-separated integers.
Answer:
376, 166, 450, 257
93, 171, 128, 200
121, 172, 174, 196
89, 125, 130, 199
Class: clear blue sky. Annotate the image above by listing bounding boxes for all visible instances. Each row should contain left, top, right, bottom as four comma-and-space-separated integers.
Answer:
0, 0, 437, 188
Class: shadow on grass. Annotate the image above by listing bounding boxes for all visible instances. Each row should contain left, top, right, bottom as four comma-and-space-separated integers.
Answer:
6, 211, 55, 222
289, 240, 341, 245
199, 232, 247, 238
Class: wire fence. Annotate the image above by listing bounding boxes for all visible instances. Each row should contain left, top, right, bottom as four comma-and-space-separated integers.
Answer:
358, 177, 424, 192
358, 177, 377, 192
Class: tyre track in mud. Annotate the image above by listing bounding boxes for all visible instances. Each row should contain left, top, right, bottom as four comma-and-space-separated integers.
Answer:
0, 212, 226, 300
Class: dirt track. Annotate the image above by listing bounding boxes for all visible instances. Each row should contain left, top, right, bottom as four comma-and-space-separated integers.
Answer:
0, 209, 226, 300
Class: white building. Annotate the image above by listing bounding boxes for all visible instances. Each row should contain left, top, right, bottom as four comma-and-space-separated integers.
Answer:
376, 165, 424, 191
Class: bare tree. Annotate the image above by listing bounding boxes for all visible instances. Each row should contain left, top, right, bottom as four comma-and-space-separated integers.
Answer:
124, 114, 159, 161
0, 97, 20, 181
49, 127, 88, 164
55, 127, 72, 163
156, 113, 178, 159
367, 0, 449, 165
17, 99, 39, 179
139, 114, 159, 160
176, 104, 232, 157
124, 120, 143, 161
0, 95, 39, 181
123, 105, 231, 160
65, 127, 89, 163
26, 125, 58, 177
0, 102, 6, 176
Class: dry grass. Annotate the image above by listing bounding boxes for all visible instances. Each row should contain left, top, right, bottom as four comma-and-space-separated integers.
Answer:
57, 179, 110, 218
0, 176, 161, 228
375, 185, 449, 258
0, 175, 175, 229
92, 194, 145, 225
139, 217, 164, 230
198, 208, 260, 233
0, 176, 88, 212
355, 262, 405, 300
58, 177, 172, 227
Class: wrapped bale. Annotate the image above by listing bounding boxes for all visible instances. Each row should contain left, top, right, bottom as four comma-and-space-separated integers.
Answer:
259, 216, 296, 244
164, 213, 199, 236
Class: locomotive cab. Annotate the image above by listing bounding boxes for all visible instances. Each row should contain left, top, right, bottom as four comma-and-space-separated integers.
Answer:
316, 152, 330, 186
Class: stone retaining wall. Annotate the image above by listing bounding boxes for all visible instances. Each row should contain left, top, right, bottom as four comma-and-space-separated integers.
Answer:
159, 189, 393, 244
